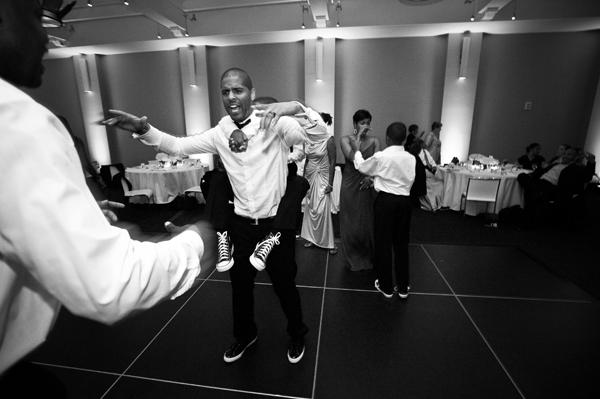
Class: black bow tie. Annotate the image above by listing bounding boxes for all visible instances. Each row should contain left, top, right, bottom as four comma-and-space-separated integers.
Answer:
234, 119, 251, 129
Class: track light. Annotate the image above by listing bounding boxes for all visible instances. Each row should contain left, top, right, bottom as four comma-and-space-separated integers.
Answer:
123, 1, 129, 6
87, 0, 92, 7
512, 0, 517, 20
301, 4, 308, 29
157, 24, 161, 39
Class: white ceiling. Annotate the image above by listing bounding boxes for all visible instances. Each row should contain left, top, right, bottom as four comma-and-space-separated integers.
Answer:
45, 0, 600, 59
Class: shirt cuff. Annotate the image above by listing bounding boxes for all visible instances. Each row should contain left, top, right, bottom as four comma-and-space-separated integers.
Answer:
353, 150, 364, 170
291, 101, 318, 129
133, 125, 161, 146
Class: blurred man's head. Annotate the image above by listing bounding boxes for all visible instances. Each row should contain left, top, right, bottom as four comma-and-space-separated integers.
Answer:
220, 68, 255, 123
0, 0, 49, 88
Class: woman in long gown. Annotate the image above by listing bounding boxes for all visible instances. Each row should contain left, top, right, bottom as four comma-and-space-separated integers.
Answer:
301, 113, 337, 253
339, 110, 380, 271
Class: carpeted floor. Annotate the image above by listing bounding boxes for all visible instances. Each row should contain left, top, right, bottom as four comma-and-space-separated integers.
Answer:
120, 186, 600, 301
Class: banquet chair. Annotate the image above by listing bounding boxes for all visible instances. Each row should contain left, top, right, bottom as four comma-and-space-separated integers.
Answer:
183, 186, 205, 210
460, 177, 501, 226
119, 174, 154, 212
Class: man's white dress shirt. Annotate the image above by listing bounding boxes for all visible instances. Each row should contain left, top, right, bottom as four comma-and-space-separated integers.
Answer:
136, 106, 327, 219
0, 78, 204, 374
353, 146, 416, 196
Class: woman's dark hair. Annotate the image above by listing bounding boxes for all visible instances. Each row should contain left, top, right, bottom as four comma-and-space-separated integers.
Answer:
352, 109, 372, 124
320, 112, 333, 126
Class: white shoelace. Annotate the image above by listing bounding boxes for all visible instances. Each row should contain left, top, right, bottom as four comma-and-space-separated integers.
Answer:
217, 231, 230, 260
255, 232, 281, 260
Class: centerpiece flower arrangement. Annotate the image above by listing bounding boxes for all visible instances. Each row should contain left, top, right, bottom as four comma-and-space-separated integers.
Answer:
467, 154, 499, 171
156, 152, 169, 167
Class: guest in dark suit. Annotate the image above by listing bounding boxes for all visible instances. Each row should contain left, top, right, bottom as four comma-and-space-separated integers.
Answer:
517, 148, 596, 224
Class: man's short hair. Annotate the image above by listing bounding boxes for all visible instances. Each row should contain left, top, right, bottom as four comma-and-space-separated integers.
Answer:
408, 124, 419, 134
386, 122, 407, 145
431, 121, 443, 130
221, 68, 253, 90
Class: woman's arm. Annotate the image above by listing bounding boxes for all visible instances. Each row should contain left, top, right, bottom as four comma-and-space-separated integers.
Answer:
325, 137, 337, 194
340, 135, 354, 162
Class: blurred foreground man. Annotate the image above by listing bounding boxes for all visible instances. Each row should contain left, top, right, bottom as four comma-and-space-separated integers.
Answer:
0, 1, 215, 394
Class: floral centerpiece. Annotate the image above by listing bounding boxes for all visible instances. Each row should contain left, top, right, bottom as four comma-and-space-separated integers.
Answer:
156, 152, 169, 167
467, 154, 499, 171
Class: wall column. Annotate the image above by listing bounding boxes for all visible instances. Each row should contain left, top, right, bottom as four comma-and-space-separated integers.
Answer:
179, 46, 214, 169
73, 54, 111, 165
304, 37, 336, 128
440, 32, 482, 164
584, 78, 600, 173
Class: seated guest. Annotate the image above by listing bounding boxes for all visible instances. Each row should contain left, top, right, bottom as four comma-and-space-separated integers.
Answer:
549, 144, 571, 165
516, 143, 545, 170
417, 122, 442, 164
408, 141, 426, 208
517, 148, 596, 222
414, 139, 443, 212
405, 124, 418, 151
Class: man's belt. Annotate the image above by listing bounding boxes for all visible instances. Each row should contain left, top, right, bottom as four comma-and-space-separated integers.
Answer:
234, 214, 275, 226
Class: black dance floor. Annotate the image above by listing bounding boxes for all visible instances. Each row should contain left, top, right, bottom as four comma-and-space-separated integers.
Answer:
25, 233, 600, 398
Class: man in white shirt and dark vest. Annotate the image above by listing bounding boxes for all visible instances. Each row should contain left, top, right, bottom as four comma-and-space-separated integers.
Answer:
350, 122, 416, 299
104, 68, 328, 364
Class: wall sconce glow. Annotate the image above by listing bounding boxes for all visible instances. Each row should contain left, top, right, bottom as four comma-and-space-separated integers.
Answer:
79, 57, 92, 92
187, 48, 197, 87
316, 38, 323, 82
459, 36, 471, 79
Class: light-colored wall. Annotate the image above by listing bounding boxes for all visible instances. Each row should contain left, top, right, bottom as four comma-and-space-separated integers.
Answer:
21, 58, 86, 148
470, 31, 600, 163
28, 31, 600, 172
334, 36, 447, 163
98, 50, 186, 166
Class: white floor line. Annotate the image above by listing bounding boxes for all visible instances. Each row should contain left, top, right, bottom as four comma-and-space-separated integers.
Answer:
311, 247, 330, 399
420, 244, 527, 399
100, 268, 219, 399
111, 374, 311, 399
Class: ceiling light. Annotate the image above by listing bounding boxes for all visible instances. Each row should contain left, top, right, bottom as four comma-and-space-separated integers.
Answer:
301, 3, 308, 29
335, 1, 342, 28
40, 0, 76, 28
512, 0, 517, 20
124, 1, 129, 6
87, 1, 93, 7
157, 24, 161, 39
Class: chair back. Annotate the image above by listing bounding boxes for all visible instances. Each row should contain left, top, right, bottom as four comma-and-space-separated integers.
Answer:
118, 174, 133, 195
465, 178, 501, 203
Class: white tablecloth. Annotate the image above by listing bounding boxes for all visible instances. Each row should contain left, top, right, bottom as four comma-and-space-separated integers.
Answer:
125, 164, 206, 204
438, 168, 525, 216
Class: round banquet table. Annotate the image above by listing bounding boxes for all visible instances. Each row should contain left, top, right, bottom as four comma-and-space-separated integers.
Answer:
125, 164, 207, 204
438, 167, 526, 216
